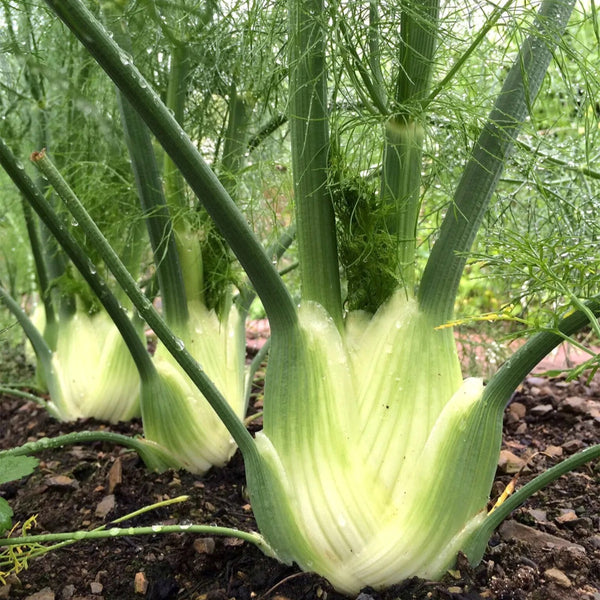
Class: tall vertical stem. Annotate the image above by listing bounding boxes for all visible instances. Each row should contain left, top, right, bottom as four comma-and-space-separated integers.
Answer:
380, 0, 439, 294
103, 5, 190, 326
418, 0, 576, 324
289, 0, 342, 326
163, 41, 190, 212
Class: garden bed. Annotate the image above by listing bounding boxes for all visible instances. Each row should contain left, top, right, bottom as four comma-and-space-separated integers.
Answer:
0, 355, 599, 600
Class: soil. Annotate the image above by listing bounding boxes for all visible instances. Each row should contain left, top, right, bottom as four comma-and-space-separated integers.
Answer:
0, 346, 599, 600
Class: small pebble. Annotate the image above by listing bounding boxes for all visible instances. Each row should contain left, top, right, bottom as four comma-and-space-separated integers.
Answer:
508, 401, 526, 419
193, 537, 216, 554
134, 572, 148, 594
556, 509, 578, 524
95, 494, 116, 519
60, 584, 75, 599
562, 439, 584, 453
544, 567, 571, 588
527, 508, 548, 523
23, 588, 55, 600
544, 445, 563, 457
515, 422, 528, 434
44, 476, 79, 490
561, 396, 587, 413
526, 376, 547, 386
90, 581, 103, 594
530, 404, 554, 416
498, 450, 526, 473
590, 535, 600, 550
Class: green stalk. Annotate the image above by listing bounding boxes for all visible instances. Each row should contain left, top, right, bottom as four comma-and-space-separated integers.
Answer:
163, 41, 190, 212
0, 522, 273, 557
336, 18, 387, 115
463, 443, 600, 565
43, 0, 296, 334
6, 1, 61, 344
418, 0, 576, 324
159, 38, 209, 309
288, 0, 342, 326
103, 9, 189, 327
221, 86, 252, 196
380, 0, 439, 295
380, 121, 425, 294
117, 94, 189, 325
40, 222, 76, 321
102, 4, 189, 314
0, 430, 177, 472
0, 496, 190, 567
515, 139, 600, 179
483, 296, 600, 411
0, 387, 51, 413
20, 200, 58, 349
368, 0, 387, 109
27, 148, 256, 458
238, 223, 297, 316
0, 289, 60, 419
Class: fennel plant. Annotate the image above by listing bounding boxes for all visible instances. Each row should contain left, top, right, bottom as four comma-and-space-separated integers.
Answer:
0, 0, 599, 594
0, 1, 146, 422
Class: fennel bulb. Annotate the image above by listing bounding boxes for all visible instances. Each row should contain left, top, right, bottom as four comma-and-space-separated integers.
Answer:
246, 291, 503, 594
49, 310, 141, 422
144, 301, 247, 474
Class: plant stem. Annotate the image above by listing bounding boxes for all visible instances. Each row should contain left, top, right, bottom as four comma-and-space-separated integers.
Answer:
221, 86, 252, 195
43, 0, 297, 334
483, 296, 600, 410
288, 0, 342, 326
118, 90, 190, 326
463, 443, 600, 565
0, 288, 60, 418
0, 386, 54, 417
163, 41, 191, 211
380, 0, 439, 294
515, 139, 600, 180
0, 431, 176, 472
20, 200, 57, 348
368, 0, 387, 108
418, 0, 576, 324
0, 523, 274, 556
103, 7, 190, 327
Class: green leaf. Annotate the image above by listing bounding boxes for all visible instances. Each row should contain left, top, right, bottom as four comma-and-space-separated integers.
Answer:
0, 497, 13, 534
0, 455, 37, 536
0, 455, 39, 485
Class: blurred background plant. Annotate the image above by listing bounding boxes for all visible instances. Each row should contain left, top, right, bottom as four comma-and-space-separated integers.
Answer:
0, 0, 598, 380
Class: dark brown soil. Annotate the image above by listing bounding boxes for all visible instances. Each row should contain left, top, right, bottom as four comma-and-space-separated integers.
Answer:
0, 349, 599, 600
